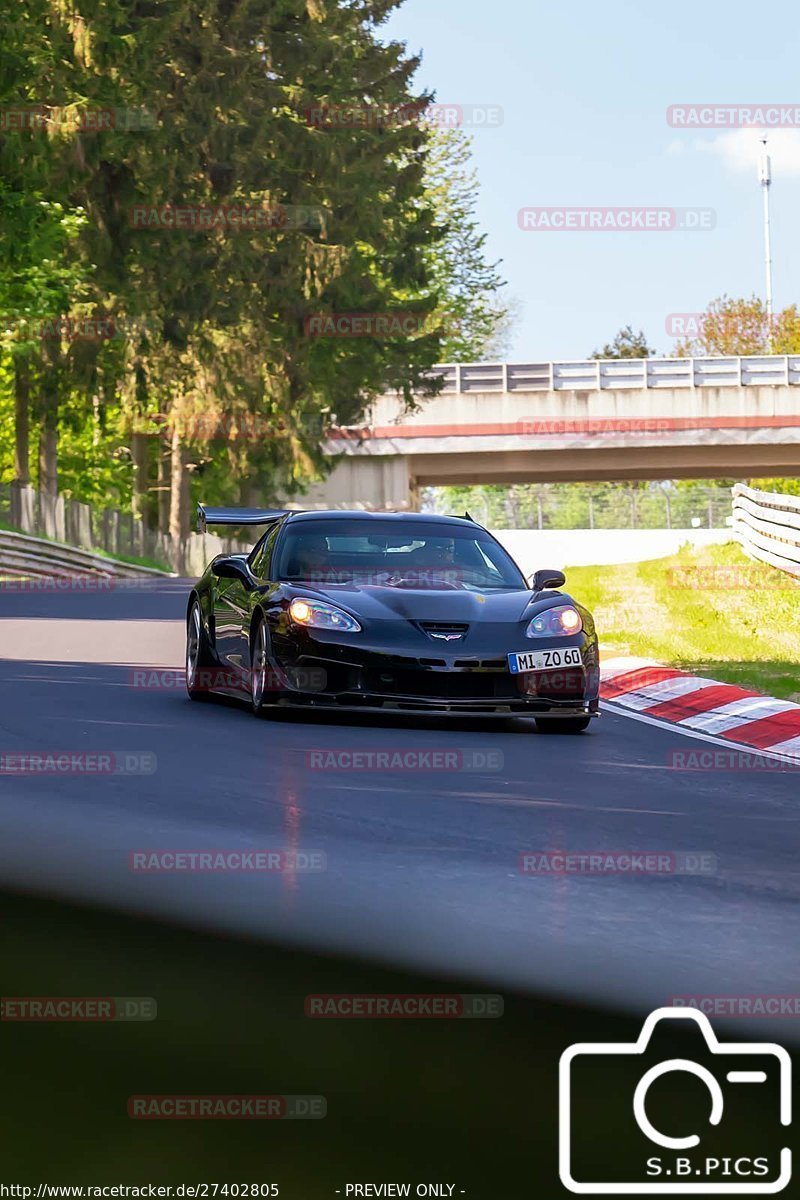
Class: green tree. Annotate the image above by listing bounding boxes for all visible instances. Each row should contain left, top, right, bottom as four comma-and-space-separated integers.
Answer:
0, 0, 92, 497
591, 325, 654, 359
422, 127, 510, 361
672, 295, 800, 495
1, 0, 449, 537
91, 0, 448, 535
673, 295, 800, 356
749, 478, 800, 496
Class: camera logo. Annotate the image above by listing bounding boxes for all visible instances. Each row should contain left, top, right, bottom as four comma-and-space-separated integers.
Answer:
560, 1007, 791, 1194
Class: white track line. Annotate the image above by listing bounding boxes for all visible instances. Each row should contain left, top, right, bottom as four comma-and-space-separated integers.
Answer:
600, 700, 800, 767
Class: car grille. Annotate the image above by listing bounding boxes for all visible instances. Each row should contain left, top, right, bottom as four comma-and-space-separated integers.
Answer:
417, 621, 469, 642
363, 666, 519, 700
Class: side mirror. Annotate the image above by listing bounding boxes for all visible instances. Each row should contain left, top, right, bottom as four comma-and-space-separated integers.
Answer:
529, 568, 566, 591
214, 556, 251, 583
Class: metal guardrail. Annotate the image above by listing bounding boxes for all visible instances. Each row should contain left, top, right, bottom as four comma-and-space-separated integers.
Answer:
459, 487, 735, 531
0, 530, 171, 580
732, 484, 800, 577
0, 484, 232, 576
429, 356, 800, 394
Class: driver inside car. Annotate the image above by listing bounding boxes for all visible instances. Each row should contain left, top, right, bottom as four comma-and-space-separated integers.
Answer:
289, 535, 330, 580
412, 537, 456, 566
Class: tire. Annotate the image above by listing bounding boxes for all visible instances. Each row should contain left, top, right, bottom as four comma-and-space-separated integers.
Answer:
250, 617, 271, 716
186, 600, 213, 701
534, 716, 592, 734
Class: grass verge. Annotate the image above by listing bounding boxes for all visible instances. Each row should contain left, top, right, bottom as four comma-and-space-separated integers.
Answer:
566, 540, 800, 700
91, 545, 171, 572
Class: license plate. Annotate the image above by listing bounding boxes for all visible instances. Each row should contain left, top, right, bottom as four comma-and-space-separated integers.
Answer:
508, 647, 583, 673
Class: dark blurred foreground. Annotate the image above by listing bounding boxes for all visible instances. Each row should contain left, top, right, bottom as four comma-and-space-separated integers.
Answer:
0, 891, 794, 1197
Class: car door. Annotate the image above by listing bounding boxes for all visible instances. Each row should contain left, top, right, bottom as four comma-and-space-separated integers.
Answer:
212, 556, 254, 686
243, 522, 286, 672
215, 524, 285, 686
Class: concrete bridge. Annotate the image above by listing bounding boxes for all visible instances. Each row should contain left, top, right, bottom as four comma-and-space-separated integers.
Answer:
298, 355, 800, 510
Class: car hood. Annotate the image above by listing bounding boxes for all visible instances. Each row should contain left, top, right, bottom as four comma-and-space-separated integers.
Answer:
283, 581, 575, 625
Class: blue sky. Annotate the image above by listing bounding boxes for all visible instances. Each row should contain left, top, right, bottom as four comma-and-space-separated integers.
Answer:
383, 0, 800, 360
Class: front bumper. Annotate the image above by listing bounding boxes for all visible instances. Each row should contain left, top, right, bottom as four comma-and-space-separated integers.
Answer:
270, 632, 600, 717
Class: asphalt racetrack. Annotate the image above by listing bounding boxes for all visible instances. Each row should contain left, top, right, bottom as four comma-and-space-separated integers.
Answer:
1, 579, 798, 1037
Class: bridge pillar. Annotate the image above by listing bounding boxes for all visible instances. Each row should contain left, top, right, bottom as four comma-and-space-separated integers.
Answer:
288, 455, 413, 511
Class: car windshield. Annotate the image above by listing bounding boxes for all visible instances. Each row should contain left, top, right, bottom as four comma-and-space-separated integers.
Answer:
274, 519, 527, 589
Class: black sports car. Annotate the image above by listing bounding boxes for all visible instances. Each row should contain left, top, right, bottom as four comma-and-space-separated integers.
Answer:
186, 507, 600, 731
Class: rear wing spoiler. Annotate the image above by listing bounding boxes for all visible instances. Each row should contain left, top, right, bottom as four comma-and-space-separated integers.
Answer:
197, 505, 293, 533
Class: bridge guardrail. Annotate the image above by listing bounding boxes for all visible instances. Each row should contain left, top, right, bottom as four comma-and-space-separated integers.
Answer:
426, 355, 800, 394
732, 484, 800, 577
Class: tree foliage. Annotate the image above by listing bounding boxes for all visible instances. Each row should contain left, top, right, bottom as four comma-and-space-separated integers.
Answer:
430, 481, 733, 530
591, 325, 654, 359
673, 295, 800, 356
3, 0, 501, 532
421, 127, 510, 362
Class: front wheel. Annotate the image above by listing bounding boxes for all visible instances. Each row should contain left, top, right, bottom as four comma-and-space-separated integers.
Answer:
250, 618, 271, 715
534, 716, 592, 734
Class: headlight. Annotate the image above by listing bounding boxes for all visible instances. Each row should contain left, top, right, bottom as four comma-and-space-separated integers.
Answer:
526, 605, 583, 638
289, 597, 361, 633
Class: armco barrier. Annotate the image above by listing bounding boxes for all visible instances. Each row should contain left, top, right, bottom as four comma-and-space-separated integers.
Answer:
732, 483, 800, 577
0, 530, 172, 580
1, 483, 252, 576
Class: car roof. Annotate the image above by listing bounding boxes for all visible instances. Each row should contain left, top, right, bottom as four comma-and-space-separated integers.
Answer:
284, 510, 481, 529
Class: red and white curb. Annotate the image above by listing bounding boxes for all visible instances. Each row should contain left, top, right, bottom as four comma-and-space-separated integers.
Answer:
600, 657, 800, 763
